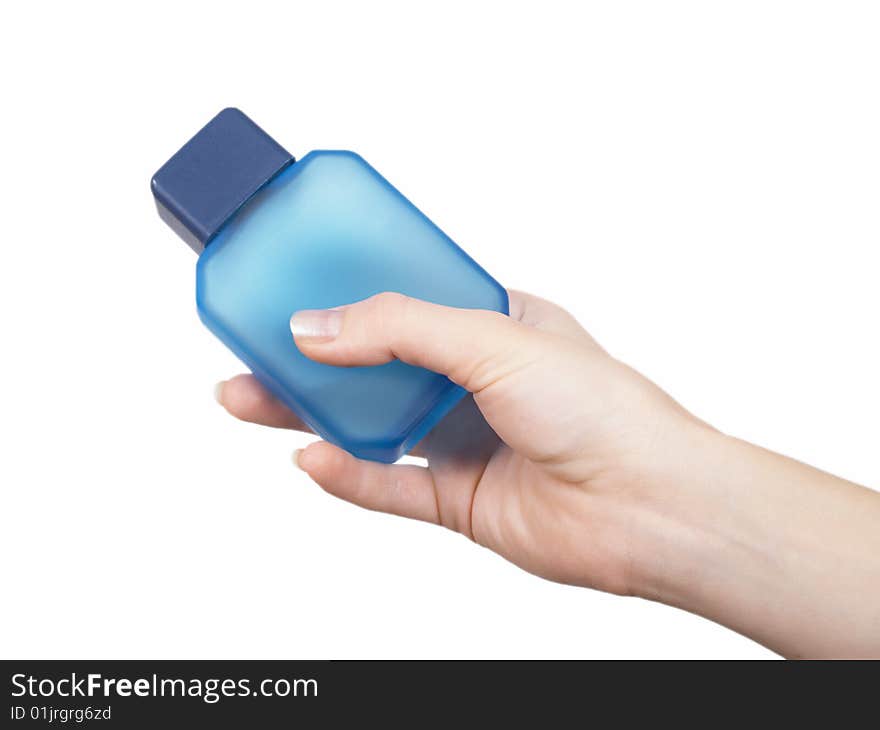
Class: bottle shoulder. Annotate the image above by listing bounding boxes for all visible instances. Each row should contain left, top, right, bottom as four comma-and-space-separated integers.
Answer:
295, 148, 368, 169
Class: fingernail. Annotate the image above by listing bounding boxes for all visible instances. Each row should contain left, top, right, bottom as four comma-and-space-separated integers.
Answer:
292, 448, 305, 470
214, 381, 225, 405
289, 309, 343, 343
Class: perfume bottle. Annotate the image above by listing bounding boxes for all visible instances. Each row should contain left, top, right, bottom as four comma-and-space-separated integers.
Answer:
152, 108, 507, 462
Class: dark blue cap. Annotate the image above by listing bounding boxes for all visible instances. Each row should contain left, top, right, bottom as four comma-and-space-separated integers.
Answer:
151, 108, 294, 253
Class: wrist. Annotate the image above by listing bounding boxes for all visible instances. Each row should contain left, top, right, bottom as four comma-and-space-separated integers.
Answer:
619, 424, 880, 658
620, 423, 760, 606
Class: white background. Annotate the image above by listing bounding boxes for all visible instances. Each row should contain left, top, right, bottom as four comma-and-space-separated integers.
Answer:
1, 1, 877, 659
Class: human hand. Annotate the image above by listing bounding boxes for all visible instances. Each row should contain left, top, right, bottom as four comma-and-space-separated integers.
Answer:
216, 290, 880, 657
215, 291, 708, 596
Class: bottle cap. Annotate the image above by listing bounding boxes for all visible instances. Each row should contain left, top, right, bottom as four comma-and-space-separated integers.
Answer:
151, 108, 294, 253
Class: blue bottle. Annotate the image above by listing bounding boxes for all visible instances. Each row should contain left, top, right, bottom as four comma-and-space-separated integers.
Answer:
152, 108, 507, 462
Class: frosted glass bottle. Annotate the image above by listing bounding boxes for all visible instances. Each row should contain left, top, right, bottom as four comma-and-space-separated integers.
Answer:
152, 109, 507, 462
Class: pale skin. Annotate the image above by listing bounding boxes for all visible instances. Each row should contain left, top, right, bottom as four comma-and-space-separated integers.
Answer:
215, 291, 880, 658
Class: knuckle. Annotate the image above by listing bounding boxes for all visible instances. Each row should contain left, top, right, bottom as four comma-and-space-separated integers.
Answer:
373, 291, 409, 313
371, 291, 412, 340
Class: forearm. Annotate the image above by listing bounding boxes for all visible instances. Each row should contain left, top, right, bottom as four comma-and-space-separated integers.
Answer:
633, 425, 880, 658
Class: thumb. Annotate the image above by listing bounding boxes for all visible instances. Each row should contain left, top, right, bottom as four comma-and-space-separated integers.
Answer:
289, 292, 535, 392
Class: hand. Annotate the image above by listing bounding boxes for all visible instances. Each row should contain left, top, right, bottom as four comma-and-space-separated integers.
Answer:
216, 291, 880, 658
215, 290, 706, 596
